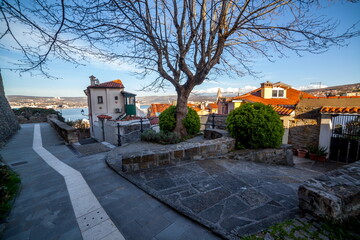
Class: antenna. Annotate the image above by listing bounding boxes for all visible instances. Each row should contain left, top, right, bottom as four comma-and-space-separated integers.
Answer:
311, 82, 322, 89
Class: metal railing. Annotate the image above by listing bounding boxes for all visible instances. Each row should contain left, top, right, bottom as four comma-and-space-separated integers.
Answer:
199, 113, 227, 129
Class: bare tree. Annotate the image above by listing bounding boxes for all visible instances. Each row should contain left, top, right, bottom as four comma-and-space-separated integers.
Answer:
1, 0, 359, 136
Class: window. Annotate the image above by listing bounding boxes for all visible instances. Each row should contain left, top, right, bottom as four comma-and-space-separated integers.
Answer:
115, 96, 118, 100
97, 96, 103, 104
272, 88, 285, 98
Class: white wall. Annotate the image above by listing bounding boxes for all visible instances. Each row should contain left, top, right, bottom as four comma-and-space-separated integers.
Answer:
89, 88, 125, 124
319, 114, 332, 155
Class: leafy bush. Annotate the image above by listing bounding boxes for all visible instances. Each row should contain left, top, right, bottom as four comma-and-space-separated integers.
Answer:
141, 129, 180, 144
226, 103, 284, 149
0, 156, 21, 221
13, 107, 64, 122
159, 106, 200, 136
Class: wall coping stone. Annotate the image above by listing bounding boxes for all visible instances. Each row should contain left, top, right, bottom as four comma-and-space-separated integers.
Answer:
48, 118, 79, 144
298, 161, 360, 221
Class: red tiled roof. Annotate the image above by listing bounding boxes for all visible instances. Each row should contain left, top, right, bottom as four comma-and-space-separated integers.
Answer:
271, 105, 294, 116
148, 103, 171, 117
207, 103, 218, 109
188, 103, 202, 112
89, 79, 124, 88
97, 115, 112, 119
232, 87, 315, 106
320, 106, 360, 114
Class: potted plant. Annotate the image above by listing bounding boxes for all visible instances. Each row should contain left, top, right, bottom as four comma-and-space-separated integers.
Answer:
297, 148, 308, 158
307, 145, 327, 162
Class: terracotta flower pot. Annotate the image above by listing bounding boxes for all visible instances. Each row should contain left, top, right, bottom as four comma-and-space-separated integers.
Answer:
297, 149, 308, 158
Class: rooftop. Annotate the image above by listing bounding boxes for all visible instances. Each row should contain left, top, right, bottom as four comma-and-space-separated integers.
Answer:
88, 79, 124, 88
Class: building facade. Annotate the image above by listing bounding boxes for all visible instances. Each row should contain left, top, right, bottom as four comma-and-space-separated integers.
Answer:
84, 75, 137, 138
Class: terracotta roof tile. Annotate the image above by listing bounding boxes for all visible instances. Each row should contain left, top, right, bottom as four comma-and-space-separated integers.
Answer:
207, 103, 218, 109
148, 103, 171, 117
271, 105, 294, 116
89, 79, 124, 88
232, 87, 315, 106
320, 106, 360, 114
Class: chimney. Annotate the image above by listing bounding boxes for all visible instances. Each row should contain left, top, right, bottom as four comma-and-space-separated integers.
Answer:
261, 81, 273, 99
89, 75, 99, 86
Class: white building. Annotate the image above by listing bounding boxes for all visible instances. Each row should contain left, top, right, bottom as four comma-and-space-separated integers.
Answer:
84, 75, 137, 138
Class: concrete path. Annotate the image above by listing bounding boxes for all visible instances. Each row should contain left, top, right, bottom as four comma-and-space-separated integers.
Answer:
1, 123, 219, 240
32, 124, 124, 240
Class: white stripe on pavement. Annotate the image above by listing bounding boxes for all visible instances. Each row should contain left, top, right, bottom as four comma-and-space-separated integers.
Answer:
32, 124, 124, 240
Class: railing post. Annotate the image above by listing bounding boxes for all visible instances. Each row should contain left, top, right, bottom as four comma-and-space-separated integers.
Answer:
140, 118, 143, 133
101, 119, 105, 141
212, 113, 215, 129
117, 122, 121, 146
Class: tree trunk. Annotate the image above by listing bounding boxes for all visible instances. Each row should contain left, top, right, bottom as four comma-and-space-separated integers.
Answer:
174, 87, 191, 137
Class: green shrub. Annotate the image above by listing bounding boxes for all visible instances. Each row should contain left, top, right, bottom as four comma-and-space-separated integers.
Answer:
159, 106, 200, 136
141, 129, 180, 144
13, 107, 64, 122
226, 103, 284, 149
0, 157, 21, 221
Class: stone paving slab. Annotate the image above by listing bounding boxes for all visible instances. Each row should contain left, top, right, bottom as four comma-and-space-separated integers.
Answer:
107, 155, 330, 239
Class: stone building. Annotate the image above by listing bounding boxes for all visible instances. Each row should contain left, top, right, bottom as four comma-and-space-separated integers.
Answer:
289, 96, 360, 158
0, 72, 20, 146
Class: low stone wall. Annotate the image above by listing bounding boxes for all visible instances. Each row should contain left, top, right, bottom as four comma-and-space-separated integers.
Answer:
120, 137, 235, 172
48, 118, 78, 144
224, 144, 294, 166
298, 161, 360, 221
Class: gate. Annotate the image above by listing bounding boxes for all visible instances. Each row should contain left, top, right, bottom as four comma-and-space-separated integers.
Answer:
329, 115, 360, 163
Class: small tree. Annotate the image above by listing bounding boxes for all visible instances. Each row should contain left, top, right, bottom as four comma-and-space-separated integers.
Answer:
159, 106, 200, 136
226, 103, 284, 149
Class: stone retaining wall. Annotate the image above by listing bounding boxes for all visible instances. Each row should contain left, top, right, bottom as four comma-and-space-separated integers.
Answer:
0, 75, 19, 146
48, 117, 79, 144
223, 144, 294, 166
298, 161, 360, 221
120, 137, 235, 172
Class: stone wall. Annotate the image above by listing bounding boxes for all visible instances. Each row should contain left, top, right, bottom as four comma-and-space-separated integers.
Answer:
224, 144, 294, 166
288, 106, 321, 149
0, 74, 19, 146
119, 137, 235, 172
298, 161, 360, 221
48, 118, 79, 144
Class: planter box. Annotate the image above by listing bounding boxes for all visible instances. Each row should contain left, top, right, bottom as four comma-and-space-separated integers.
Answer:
309, 153, 327, 162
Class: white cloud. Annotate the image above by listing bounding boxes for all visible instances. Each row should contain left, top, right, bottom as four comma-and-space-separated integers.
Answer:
193, 85, 257, 94
295, 84, 328, 90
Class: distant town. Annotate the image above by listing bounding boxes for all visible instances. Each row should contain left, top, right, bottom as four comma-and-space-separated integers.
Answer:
6, 82, 360, 109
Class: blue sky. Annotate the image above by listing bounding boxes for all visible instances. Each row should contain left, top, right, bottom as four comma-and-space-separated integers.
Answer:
1, 1, 359, 97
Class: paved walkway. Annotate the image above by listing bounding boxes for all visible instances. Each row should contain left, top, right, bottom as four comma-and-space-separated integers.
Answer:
1, 123, 219, 240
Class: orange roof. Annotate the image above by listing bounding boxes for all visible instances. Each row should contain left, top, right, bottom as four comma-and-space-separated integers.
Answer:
232, 87, 315, 106
89, 79, 124, 88
207, 103, 218, 109
271, 105, 294, 116
148, 103, 171, 117
320, 106, 360, 114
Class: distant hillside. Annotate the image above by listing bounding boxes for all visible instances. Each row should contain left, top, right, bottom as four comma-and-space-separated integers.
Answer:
137, 94, 218, 104
6, 95, 87, 108
303, 83, 360, 97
